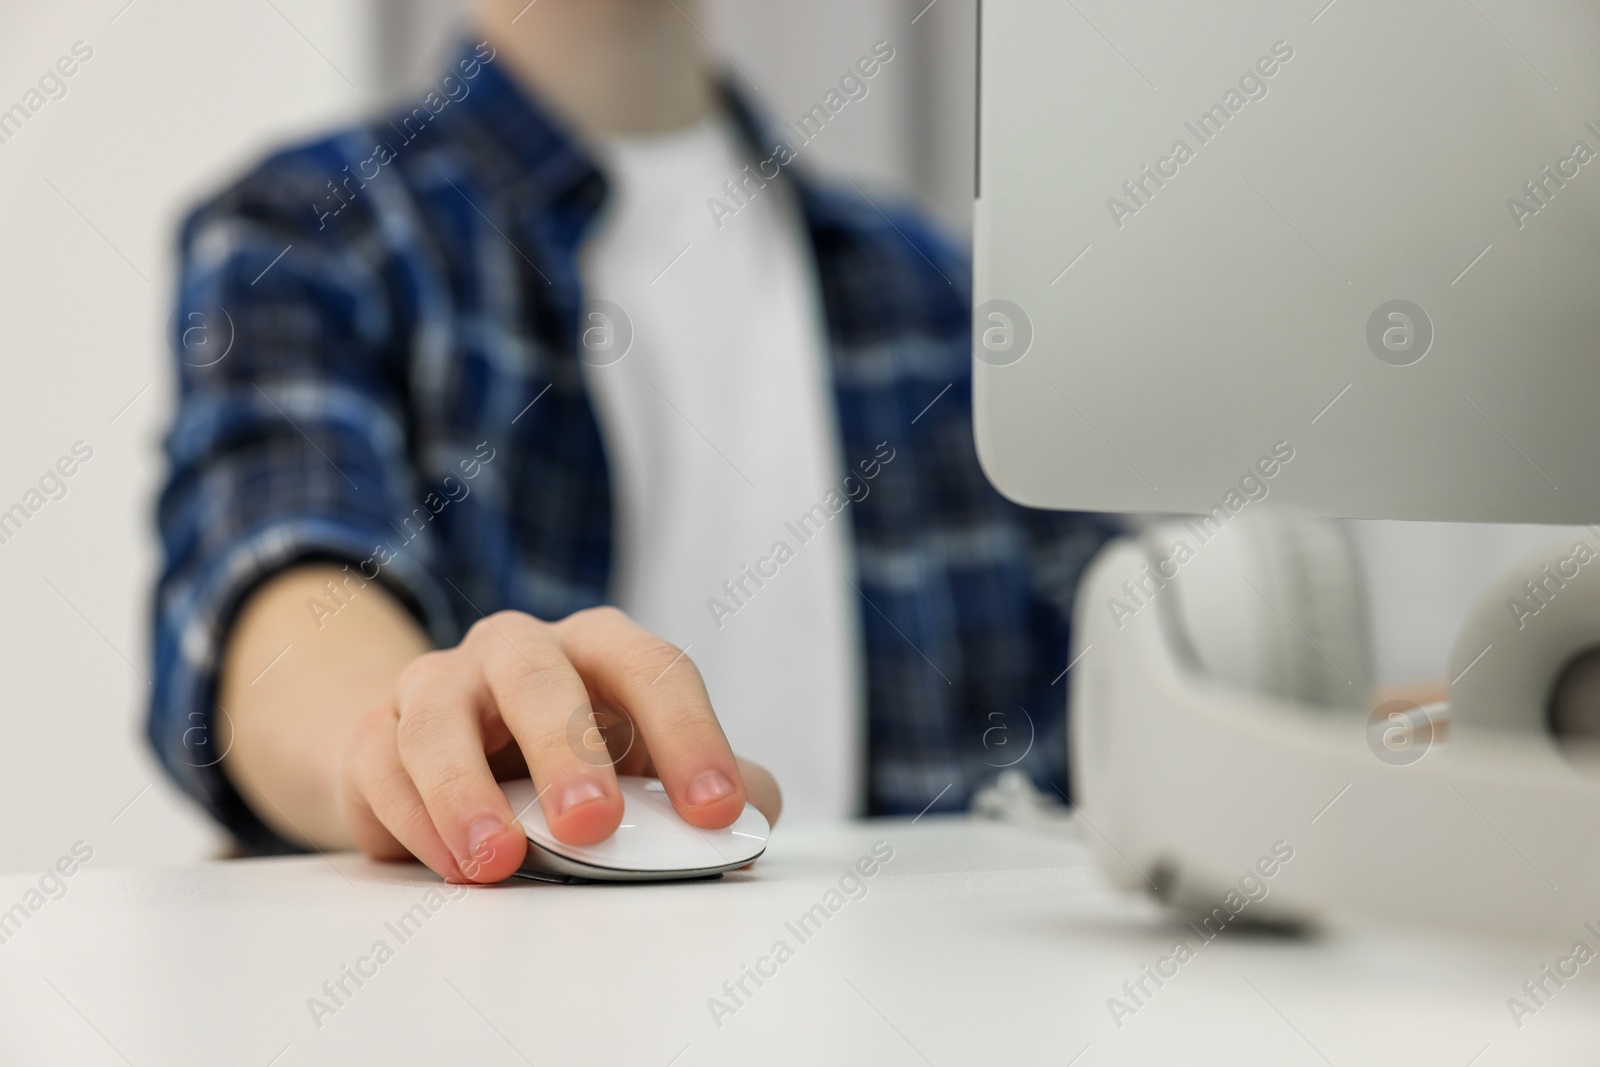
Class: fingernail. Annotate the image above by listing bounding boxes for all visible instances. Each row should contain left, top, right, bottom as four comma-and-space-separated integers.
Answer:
686, 770, 735, 807
557, 780, 606, 816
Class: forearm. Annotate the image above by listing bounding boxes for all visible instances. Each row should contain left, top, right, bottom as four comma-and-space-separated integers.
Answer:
217, 564, 431, 849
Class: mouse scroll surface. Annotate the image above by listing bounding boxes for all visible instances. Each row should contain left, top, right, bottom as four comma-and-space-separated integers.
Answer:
500, 776, 770, 883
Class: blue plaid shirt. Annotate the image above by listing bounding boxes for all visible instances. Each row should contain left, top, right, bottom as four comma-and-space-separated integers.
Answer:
151, 40, 1115, 851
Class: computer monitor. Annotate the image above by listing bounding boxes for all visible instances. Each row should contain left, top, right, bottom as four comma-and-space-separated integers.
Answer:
973, 0, 1600, 523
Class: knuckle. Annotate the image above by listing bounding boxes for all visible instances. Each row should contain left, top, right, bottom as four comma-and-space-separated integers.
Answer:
487, 646, 565, 702
573, 604, 628, 628
557, 604, 630, 640
369, 757, 414, 802
396, 649, 454, 695
355, 754, 416, 817
622, 639, 697, 688
468, 610, 543, 646
527, 728, 581, 771
527, 718, 619, 780
416, 761, 480, 807
393, 697, 456, 753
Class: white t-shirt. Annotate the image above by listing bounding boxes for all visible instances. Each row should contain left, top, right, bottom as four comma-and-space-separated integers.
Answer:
579, 114, 863, 821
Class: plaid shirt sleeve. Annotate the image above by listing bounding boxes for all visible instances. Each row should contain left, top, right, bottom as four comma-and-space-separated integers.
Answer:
149, 145, 461, 852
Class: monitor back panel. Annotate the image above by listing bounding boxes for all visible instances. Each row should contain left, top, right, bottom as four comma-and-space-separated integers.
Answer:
974, 0, 1600, 522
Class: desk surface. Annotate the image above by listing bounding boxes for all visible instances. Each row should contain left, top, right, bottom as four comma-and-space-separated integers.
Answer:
0, 816, 1595, 1066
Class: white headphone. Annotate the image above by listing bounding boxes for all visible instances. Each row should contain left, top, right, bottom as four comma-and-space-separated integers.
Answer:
1070, 511, 1600, 937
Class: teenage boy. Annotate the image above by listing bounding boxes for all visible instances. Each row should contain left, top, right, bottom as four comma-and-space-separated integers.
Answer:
151, 0, 1113, 883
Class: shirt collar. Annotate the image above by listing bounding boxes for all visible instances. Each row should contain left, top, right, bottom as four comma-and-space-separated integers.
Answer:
423, 39, 605, 216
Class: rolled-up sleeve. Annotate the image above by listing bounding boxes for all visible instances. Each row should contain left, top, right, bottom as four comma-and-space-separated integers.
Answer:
149, 150, 459, 851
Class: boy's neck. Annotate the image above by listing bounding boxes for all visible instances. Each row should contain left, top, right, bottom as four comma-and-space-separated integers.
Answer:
475, 0, 716, 138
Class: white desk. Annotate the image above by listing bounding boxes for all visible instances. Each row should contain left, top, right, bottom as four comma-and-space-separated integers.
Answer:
1, 817, 1595, 1066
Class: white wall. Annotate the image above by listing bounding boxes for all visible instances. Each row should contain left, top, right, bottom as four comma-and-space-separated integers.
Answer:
706, 0, 979, 232
0, 0, 375, 873
1351, 520, 1591, 685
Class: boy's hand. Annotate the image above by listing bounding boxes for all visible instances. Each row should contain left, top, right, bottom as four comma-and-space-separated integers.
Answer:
222, 569, 779, 882
338, 606, 780, 883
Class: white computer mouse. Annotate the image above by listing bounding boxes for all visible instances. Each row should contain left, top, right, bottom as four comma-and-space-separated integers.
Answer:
500, 775, 770, 883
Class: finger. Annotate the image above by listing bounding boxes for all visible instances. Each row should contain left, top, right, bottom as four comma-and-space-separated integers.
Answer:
576, 700, 651, 777
341, 703, 462, 879
735, 756, 782, 826
732, 757, 782, 872
392, 649, 528, 882
555, 607, 746, 829
468, 612, 624, 846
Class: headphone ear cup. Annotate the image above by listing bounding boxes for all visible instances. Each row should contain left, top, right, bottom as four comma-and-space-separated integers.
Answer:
1142, 511, 1371, 710
1448, 537, 1600, 735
